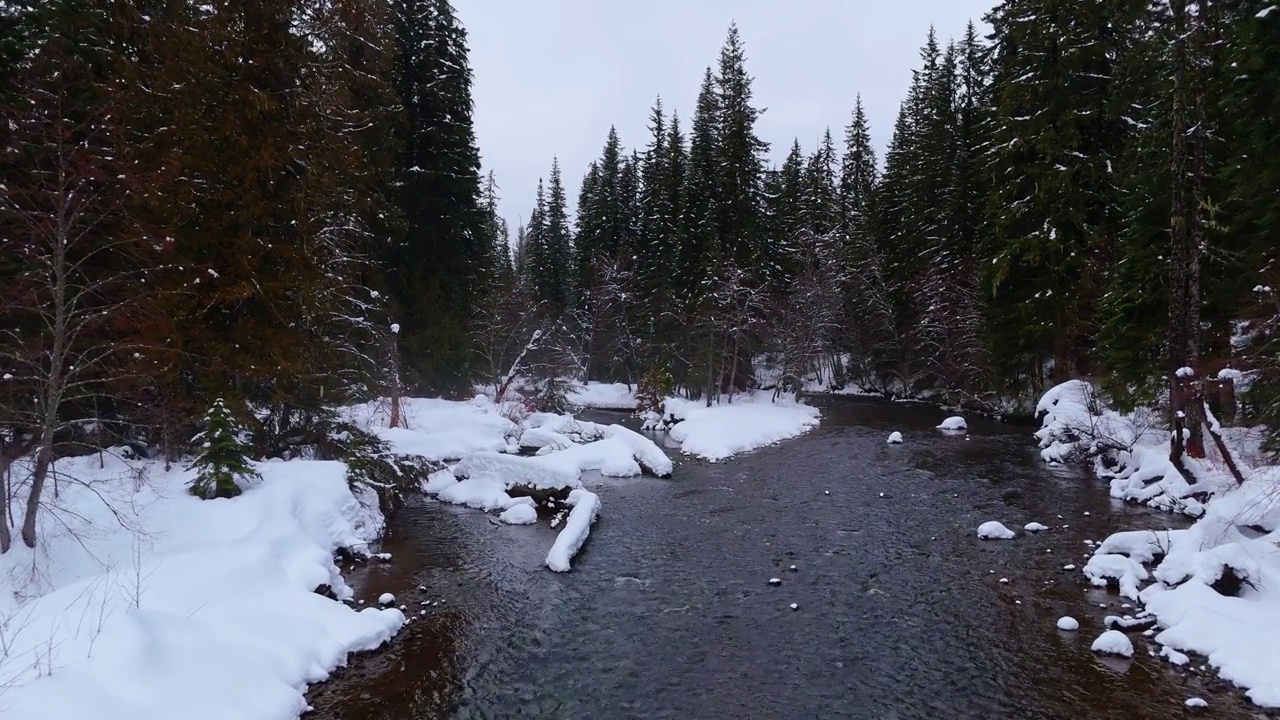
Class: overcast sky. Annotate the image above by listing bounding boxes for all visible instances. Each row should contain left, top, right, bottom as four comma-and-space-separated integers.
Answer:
463, 0, 993, 231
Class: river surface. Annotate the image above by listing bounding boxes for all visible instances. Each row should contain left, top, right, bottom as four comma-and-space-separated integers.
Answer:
308, 396, 1272, 719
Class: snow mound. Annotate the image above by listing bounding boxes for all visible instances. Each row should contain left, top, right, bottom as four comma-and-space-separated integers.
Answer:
936, 416, 967, 431
1091, 630, 1135, 657
887, 431, 904, 444
378, 592, 396, 606
499, 503, 538, 525
1024, 522, 1050, 532
348, 396, 516, 461
1056, 616, 1079, 631
661, 392, 820, 461
546, 489, 601, 572
567, 381, 639, 410
1185, 698, 1208, 708
1084, 553, 1150, 600
437, 475, 521, 511
977, 521, 1016, 540
0, 457, 403, 720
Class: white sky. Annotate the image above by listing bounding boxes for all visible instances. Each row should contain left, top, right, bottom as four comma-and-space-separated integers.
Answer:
463, 0, 993, 231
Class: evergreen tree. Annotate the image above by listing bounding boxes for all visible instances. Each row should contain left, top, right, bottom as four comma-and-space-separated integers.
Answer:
983, 0, 1135, 391
388, 0, 485, 393
713, 23, 770, 285
543, 158, 574, 316
188, 398, 259, 500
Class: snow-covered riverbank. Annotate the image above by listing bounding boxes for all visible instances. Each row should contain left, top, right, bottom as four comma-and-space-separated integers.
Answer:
1035, 379, 1280, 707
0, 456, 402, 720
0, 388, 822, 720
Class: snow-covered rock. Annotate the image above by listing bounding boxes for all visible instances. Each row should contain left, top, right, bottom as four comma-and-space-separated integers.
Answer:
887, 431, 904, 444
1185, 698, 1208, 708
1091, 629, 1135, 657
1024, 521, 1050, 532
546, 489, 601, 572
977, 521, 1016, 540
1057, 616, 1080, 631
936, 416, 967, 431
499, 504, 538, 525
378, 592, 396, 606
1084, 553, 1150, 601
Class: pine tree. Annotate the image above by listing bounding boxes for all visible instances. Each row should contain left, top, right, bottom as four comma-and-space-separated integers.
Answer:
677, 68, 722, 313
543, 158, 574, 316
188, 398, 259, 500
713, 23, 770, 285
388, 0, 485, 393
983, 0, 1134, 392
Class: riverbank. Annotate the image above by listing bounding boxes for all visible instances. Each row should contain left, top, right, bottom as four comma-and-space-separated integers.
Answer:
1036, 378, 1280, 708
0, 454, 403, 720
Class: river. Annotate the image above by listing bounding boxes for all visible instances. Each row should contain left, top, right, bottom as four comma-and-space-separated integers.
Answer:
307, 396, 1271, 719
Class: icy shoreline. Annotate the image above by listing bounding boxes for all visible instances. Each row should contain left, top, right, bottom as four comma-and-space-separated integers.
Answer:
1035, 379, 1280, 708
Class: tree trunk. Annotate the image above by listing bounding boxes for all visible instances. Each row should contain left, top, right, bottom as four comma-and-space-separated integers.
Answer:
21, 439, 54, 549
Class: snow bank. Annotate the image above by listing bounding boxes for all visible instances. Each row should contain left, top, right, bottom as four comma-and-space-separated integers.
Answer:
546, 489, 601, 572
567, 381, 638, 411
347, 396, 516, 461
936, 416, 967, 431
1091, 629, 1135, 657
0, 455, 403, 720
977, 521, 1016, 540
658, 391, 820, 461
1090, 467, 1280, 705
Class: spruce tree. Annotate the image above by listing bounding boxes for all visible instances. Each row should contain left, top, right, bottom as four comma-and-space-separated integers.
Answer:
983, 0, 1134, 392
388, 0, 485, 393
713, 23, 770, 285
188, 398, 259, 500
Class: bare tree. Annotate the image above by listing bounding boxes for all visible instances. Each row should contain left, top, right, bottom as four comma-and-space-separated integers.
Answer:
0, 45, 152, 551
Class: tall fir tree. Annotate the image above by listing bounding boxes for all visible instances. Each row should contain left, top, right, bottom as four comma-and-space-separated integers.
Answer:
388, 0, 485, 393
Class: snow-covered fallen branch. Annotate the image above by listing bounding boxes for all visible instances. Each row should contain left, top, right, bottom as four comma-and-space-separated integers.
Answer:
545, 489, 600, 572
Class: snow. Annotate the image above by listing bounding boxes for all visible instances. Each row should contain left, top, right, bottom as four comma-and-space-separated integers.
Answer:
347, 396, 515, 462
566, 381, 638, 411
1084, 553, 1150, 601
977, 521, 1016, 540
887, 431, 904, 444
378, 592, 396, 606
1258, 5, 1276, 19
1057, 616, 1080, 631
436, 475, 521, 512
768, 577, 782, 586
1176, 366, 1196, 378
936, 416, 967, 431
660, 391, 820, 461
1091, 630, 1135, 657
545, 489, 600, 572
0, 455, 403, 720
498, 504, 538, 525
1024, 522, 1050, 532
1040, 381, 1280, 707
1185, 697, 1208, 708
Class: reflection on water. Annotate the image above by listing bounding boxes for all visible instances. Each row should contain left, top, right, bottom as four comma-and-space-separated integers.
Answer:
307, 397, 1273, 720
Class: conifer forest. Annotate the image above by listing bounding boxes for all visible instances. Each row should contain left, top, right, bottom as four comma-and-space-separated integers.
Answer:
1, 0, 1279, 555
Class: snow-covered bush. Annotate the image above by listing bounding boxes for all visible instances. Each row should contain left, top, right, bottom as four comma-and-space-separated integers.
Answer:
188, 398, 259, 499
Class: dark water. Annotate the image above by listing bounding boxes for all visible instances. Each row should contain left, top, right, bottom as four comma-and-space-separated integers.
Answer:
308, 396, 1271, 719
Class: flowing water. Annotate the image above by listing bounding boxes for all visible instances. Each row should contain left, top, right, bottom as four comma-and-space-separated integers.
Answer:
308, 396, 1272, 719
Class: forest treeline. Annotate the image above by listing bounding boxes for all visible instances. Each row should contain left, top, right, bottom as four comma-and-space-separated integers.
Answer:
509, 1, 1278, 430
0, 1, 1278, 546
